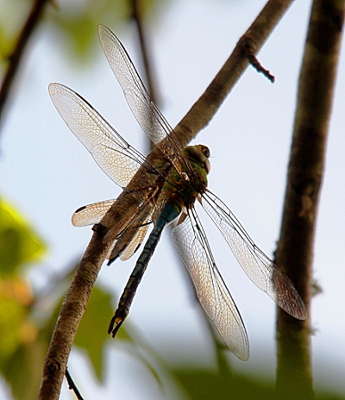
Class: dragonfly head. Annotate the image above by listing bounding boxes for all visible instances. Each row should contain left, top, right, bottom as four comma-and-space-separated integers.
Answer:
184, 145, 211, 174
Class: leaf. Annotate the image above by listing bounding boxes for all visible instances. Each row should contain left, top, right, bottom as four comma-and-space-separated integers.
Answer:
0, 198, 46, 276
172, 368, 275, 400
0, 274, 50, 400
74, 284, 115, 381
52, 0, 129, 63
55, 16, 97, 61
2, 336, 47, 400
0, 278, 35, 362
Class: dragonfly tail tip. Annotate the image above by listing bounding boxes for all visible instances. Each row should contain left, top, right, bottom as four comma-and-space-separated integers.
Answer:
108, 315, 124, 337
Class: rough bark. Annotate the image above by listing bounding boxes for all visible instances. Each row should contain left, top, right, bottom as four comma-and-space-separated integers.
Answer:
275, 1, 344, 398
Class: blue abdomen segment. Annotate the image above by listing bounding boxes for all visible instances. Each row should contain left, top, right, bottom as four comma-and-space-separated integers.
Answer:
108, 202, 181, 336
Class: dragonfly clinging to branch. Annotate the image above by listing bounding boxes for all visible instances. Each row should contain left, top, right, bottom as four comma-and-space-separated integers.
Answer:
49, 25, 307, 361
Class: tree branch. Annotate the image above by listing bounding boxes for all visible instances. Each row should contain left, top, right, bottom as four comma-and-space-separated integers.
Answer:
0, 0, 50, 127
275, 1, 345, 398
38, 1, 297, 398
173, 0, 294, 146
130, 0, 160, 106
37, 224, 110, 400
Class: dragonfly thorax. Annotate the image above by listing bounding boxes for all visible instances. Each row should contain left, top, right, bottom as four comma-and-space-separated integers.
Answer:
166, 144, 210, 212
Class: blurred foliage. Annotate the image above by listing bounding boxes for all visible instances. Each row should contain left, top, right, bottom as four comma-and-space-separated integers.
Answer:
172, 367, 345, 400
50, 0, 130, 63
0, 197, 47, 400
0, 0, 166, 68
74, 286, 114, 380
168, 343, 345, 400
0, 197, 120, 399
0, 198, 45, 275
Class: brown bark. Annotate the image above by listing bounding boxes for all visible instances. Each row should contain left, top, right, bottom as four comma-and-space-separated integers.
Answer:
37, 224, 110, 400
275, 1, 345, 398
173, 0, 295, 146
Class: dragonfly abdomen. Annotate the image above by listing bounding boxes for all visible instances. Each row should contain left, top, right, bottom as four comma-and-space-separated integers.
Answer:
109, 202, 181, 337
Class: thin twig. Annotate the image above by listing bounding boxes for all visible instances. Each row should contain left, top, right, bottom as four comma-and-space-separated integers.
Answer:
130, 0, 160, 105
245, 49, 275, 82
0, 0, 50, 128
130, 0, 162, 158
65, 367, 85, 400
172, 0, 294, 146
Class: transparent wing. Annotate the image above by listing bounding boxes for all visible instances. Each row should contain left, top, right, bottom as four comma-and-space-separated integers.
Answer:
98, 25, 190, 176
49, 83, 149, 188
72, 199, 115, 227
202, 190, 307, 320
172, 208, 249, 361
108, 199, 154, 262
106, 223, 149, 261
72, 198, 152, 261
120, 217, 150, 261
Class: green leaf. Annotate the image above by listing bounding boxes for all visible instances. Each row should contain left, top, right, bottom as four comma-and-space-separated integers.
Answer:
0, 198, 46, 276
0, 278, 34, 364
2, 335, 47, 400
0, 274, 49, 400
74, 284, 115, 381
172, 368, 275, 400
52, 0, 129, 63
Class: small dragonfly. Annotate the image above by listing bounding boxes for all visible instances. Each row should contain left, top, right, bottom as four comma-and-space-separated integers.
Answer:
49, 25, 307, 361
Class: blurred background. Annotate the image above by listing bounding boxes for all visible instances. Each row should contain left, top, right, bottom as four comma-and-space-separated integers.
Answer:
1, 0, 344, 399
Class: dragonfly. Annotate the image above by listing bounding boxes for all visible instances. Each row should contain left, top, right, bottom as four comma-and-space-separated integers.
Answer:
49, 25, 307, 361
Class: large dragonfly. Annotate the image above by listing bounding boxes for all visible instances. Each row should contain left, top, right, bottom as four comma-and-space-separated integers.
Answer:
49, 25, 306, 361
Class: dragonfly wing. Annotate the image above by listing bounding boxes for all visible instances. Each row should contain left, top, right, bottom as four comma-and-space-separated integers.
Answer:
105, 224, 149, 261
98, 25, 172, 146
120, 221, 150, 261
71, 198, 148, 260
172, 208, 249, 361
109, 202, 153, 262
98, 25, 189, 175
72, 199, 116, 227
49, 83, 148, 188
202, 191, 307, 320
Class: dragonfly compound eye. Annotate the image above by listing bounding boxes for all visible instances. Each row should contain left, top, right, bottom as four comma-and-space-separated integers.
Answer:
201, 145, 210, 158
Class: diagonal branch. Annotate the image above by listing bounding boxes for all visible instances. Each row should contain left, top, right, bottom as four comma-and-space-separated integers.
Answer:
173, 0, 294, 146
37, 224, 110, 400
0, 0, 50, 127
275, 0, 345, 398
38, 1, 296, 399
